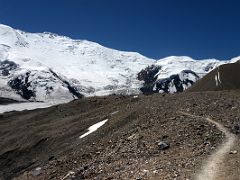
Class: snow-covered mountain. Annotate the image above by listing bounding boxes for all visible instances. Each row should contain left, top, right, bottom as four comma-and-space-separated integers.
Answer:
0, 24, 238, 102
138, 56, 239, 94
138, 65, 200, 94
0, 24, 154, 101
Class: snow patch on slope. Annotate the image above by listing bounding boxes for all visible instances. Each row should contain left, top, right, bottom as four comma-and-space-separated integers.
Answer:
79, 119, 108, 139
215, 68, 222, 87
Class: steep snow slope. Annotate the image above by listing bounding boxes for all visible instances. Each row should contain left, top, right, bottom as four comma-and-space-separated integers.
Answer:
154, 56, 228, 79
0, 24, 237, 102
0, 24, 154, 101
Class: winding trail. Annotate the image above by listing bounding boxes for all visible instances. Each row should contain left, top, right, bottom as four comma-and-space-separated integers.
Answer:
178, 111, 236, 180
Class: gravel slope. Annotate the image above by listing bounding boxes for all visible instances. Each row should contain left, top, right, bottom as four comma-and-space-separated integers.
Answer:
1, 91, 240, 179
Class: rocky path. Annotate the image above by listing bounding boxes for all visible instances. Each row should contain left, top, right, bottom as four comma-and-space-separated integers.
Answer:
179, 111, 237, 180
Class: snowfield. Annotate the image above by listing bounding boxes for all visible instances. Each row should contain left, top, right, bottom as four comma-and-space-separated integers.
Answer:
0, 101, 67, 114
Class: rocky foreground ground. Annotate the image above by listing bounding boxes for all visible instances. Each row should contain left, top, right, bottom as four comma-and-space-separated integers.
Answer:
1, 91, 240, 180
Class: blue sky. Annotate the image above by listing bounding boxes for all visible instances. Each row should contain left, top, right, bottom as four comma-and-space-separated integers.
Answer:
0, 0, 240, 60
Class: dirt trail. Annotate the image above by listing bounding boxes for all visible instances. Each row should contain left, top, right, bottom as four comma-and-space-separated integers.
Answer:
179, 111, 236, 180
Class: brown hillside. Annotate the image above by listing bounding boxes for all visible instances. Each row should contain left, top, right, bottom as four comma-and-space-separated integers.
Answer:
1, 91, 240, 179
188, 63, 240, 92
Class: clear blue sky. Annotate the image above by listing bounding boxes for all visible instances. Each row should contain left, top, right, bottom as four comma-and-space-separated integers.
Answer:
0, 0, 240, 60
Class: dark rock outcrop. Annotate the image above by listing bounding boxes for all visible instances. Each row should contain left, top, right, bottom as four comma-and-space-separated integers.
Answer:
8, 70, 83, 101
0, 60, 18, 76
8, 71, 34, 100
138, 66, 199, 94
137, 65, 161, 94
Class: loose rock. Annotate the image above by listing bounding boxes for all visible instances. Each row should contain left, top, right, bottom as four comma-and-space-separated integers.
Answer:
158, 141, 170, 150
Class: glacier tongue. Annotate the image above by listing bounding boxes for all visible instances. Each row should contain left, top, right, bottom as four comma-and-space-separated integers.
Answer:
0, 24, 237, 102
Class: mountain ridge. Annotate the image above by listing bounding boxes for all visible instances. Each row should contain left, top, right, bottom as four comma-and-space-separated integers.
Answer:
0, 24, 238, 102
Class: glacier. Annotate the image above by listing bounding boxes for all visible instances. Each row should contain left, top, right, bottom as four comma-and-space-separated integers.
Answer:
0, 24, 238, 103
